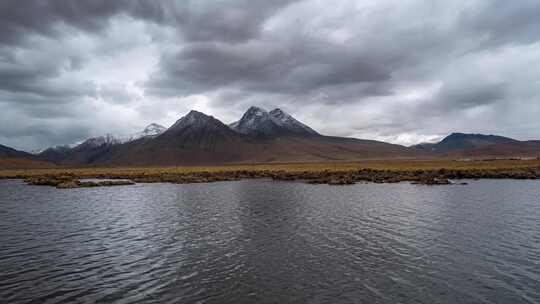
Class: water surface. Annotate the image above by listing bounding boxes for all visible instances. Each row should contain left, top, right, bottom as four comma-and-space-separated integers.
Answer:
1, 179, 539, 303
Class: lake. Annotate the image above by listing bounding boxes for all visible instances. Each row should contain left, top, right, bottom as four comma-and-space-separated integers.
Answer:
1, 179, 539, 303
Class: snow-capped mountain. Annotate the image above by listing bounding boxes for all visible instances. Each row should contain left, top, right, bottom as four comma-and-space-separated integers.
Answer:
155, 110, 244, 151
30, 148, 45, 155
230, 106, 282, 136
166, 110, 236, 137
74, 123, 166, 149
230, 106, 319, 137
75, 133, 121, 150
41, 145, 72, 153
33, 108, 418, 165
122, 123, 166, 142
268, 108, 319, 135
169, 110, 216, 130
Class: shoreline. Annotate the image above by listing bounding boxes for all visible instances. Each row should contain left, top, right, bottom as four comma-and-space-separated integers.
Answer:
1, 159, 538, 188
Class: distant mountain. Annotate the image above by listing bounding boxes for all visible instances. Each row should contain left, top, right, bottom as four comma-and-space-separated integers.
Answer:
75, 134, 121, 150
38, 145, 72, 163
0, 144, 55, 169
414, 133, 540, 157
35, 108, 540, 167
81, 109, 415, 166
268, 108, 319, 135
230, 106, 319, 137
38, 124, 166, 164
121, 123, 166, 143
415, 133, 518, 153
103, 110, 249, 165
0, 144, 34, 159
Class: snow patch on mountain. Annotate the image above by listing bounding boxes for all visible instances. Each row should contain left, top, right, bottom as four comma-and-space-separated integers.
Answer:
76, 134, 122, 149
230, 106, 278, 136
230, 106, 319, 136
169, 110, 222, 131
269, 108, 319, 135
122, 123, 166, 142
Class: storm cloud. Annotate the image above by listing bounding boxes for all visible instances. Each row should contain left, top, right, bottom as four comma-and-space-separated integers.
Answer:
1, 0, 540, 150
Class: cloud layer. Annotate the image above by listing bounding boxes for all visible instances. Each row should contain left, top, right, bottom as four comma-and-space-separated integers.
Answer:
1, 0, 540, 150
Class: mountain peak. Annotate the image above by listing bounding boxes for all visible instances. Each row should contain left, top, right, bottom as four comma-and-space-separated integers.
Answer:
171, 110, 213, 129
416, 132, 519, 154
143, 123, 166, 134
269, 107, 284, 115
245, 106, 267, 115
230, 106, 277, 136
166, 110, 232, 136
122, 123, 167, 143
269, 108, 319, 135
230, 106, 319, 137
0, 144, 34, 159
187, 109, 206, 116
77, 133, 121, 149
442, 132, 516, 143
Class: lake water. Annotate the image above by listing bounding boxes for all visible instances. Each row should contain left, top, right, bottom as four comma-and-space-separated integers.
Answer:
1, 179, 539, 304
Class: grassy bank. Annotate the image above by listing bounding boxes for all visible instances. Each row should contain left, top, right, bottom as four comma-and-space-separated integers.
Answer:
2, 159, 540, 187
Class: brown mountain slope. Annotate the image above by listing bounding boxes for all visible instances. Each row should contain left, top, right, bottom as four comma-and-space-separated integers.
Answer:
0, 158, 56, 170
447, 141, 540, 158
67, 110, 415, 166
0, 144, 34, 159
414, 133, 540, 158
0, 144, 56, 169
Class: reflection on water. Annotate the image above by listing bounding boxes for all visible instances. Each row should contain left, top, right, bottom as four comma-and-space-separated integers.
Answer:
0, 179, 539, 303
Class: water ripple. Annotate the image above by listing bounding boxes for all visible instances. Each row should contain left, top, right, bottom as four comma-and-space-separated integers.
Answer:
0, 179, 539, 303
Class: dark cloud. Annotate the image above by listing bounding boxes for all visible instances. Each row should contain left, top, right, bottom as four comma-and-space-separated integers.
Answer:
1, 0, 540, 151
459, 0, 540, 48
0, 0, 127, 45
147, 39, 392, 97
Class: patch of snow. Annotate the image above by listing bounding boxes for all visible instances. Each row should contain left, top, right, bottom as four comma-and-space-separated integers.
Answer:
80, 134, 122, 148
122, 123, 166, 142
269, 108, 319, 135
230, 106, 319, 136
171, 110, 213, 129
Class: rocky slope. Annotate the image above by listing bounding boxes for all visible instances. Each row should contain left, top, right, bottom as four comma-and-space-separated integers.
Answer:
230, 106, 319, 137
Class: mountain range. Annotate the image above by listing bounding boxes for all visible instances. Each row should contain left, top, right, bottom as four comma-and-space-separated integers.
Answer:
1, 106, 540, 167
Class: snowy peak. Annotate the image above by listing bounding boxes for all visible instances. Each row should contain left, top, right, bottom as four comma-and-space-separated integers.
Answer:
269, 108, 319, 135
230, 106, 319, 137
42, 145, 71, 153
244, 106, 268, 118
230, 106, 279, 136
142, 123, 166, 137
165, 110, 235, 137
170, 110, 217, 130
123, 123, 166, 142
76, 134, 121, 150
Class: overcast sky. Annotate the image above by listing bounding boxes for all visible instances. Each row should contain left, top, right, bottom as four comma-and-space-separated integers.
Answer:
1, 0, 540, 151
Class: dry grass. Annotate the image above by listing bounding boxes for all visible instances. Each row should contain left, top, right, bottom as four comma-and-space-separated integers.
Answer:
2, 159, 540, 179
0, 158, 56, 170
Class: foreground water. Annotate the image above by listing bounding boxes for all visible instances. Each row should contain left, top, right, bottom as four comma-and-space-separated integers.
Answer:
1, 179, 539, 304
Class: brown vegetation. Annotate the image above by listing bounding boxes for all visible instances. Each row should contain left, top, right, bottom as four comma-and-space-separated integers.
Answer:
2, 159, 540, 188
0, 158, 56, 170
25, 175, 135, 189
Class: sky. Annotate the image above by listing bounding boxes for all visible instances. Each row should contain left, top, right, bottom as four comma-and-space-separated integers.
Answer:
1, 0, 540, 151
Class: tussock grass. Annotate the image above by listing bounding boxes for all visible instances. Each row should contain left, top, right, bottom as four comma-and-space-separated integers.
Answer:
2, 159, 540, 179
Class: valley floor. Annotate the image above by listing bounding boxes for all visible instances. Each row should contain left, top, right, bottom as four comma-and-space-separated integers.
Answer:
2, 159, 540, 187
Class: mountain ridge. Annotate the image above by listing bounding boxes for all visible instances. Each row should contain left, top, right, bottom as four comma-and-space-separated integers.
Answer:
1, 107, 536, 166
230, 106, 319, 137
